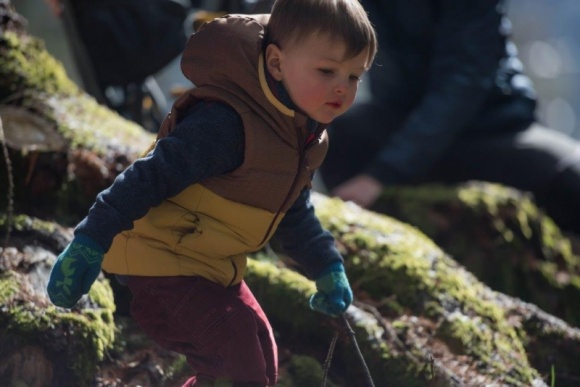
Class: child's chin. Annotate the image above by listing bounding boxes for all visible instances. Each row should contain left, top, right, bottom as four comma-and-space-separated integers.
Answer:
317, 114, 336, 124
309, 110, 339, 124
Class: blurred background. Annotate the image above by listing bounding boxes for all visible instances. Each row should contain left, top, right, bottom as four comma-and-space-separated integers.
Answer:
13, 0, 580, 139
508, 0, 580, 139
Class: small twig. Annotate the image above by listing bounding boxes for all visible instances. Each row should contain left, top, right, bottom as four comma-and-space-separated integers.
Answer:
320, 314, 376, 387
321, 330, 339, 387
0, 116, 15, 256
339, 315, 375, 387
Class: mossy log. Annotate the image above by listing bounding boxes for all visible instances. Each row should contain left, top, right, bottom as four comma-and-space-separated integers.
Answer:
0, 0, 154, 221
0, 215, 116, 387
373, 182, 580, 327
309, 194, 580, 386
1, 1, 580, 386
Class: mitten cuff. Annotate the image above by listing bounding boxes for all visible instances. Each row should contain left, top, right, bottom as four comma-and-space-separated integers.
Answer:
316, 262, 344, 278
74, 233, 105, 254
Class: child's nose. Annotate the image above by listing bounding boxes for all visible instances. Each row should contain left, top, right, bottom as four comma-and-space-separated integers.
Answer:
334, 80, 348, 94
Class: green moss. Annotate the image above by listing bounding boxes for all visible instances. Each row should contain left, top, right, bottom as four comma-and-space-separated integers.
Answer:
1, 31, 156, 221
246, 258, 318, 330
0, 213, 56, 234
43, 94, 153, 155
0, 31, 154, 157
0, 271, 116, 386
345, 314, 429, 386
312, 194, 540, 385
163, 354, 189, 383
87, 277, 116, 312
0, 272, 20, 304
286, 355, 325, 387
374, 182, 580, 326
437, 313, 520, 380
245, 259, 431, 386
0, 32, 79, 97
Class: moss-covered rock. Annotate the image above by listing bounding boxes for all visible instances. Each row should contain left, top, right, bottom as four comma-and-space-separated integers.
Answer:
373, 182, 580, 327
495, 293, 580, 387
307, 194, 547, 385
0, 213, 117, 387
0, 273, 115, 387
246, 190, 579, 385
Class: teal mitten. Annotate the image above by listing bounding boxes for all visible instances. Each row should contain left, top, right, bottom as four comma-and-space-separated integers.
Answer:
309, 262, 353, 317
47, 234, 104, 308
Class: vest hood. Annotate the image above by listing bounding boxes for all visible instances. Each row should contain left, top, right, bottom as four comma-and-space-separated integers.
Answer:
181, 14, 266, 94
180, 14, 312, 146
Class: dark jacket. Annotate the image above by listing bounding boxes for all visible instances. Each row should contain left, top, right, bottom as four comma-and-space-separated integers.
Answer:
357, 0, 537, 183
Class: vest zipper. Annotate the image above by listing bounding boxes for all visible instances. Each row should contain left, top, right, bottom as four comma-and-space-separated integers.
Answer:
257, 128, 309, 247
229, 125, 322, 286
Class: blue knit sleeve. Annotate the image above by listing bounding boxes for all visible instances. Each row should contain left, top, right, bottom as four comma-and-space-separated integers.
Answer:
271, 188, 343, 279
75, 101, 244, 251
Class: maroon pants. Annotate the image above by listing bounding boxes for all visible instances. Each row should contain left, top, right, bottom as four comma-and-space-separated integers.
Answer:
127, 276, 278, 386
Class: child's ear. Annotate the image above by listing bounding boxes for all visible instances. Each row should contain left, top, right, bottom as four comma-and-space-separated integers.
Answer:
265, 43, 283, 81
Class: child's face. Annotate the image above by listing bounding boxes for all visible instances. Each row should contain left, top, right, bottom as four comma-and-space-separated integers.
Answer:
266, 33, 369, 124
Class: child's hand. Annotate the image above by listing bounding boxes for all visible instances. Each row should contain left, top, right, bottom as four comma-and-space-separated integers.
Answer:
309, 262, 353, 317
47, 234, 104, 308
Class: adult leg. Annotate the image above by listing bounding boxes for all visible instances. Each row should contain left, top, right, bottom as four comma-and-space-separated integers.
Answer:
127, 276, 277, 386
426, 124, 580, 235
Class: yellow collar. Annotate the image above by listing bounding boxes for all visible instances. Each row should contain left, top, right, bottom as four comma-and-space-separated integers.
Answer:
258, 53, 295, 118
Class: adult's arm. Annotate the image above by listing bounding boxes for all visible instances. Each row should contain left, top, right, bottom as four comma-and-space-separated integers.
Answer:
366, 0, 506, 183
75, 101, 244, 251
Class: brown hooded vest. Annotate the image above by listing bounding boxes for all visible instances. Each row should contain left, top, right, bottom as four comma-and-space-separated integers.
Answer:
102, 14, 329, 287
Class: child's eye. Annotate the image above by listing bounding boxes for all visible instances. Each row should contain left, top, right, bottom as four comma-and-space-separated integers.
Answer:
319, 69, 334, 75
350, 75, 362, 82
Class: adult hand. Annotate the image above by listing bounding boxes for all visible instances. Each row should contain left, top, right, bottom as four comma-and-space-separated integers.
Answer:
331, 174, 383, 208
47, 234, 104, 308
43, 0, 64, 16
309, 262, 353, 317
